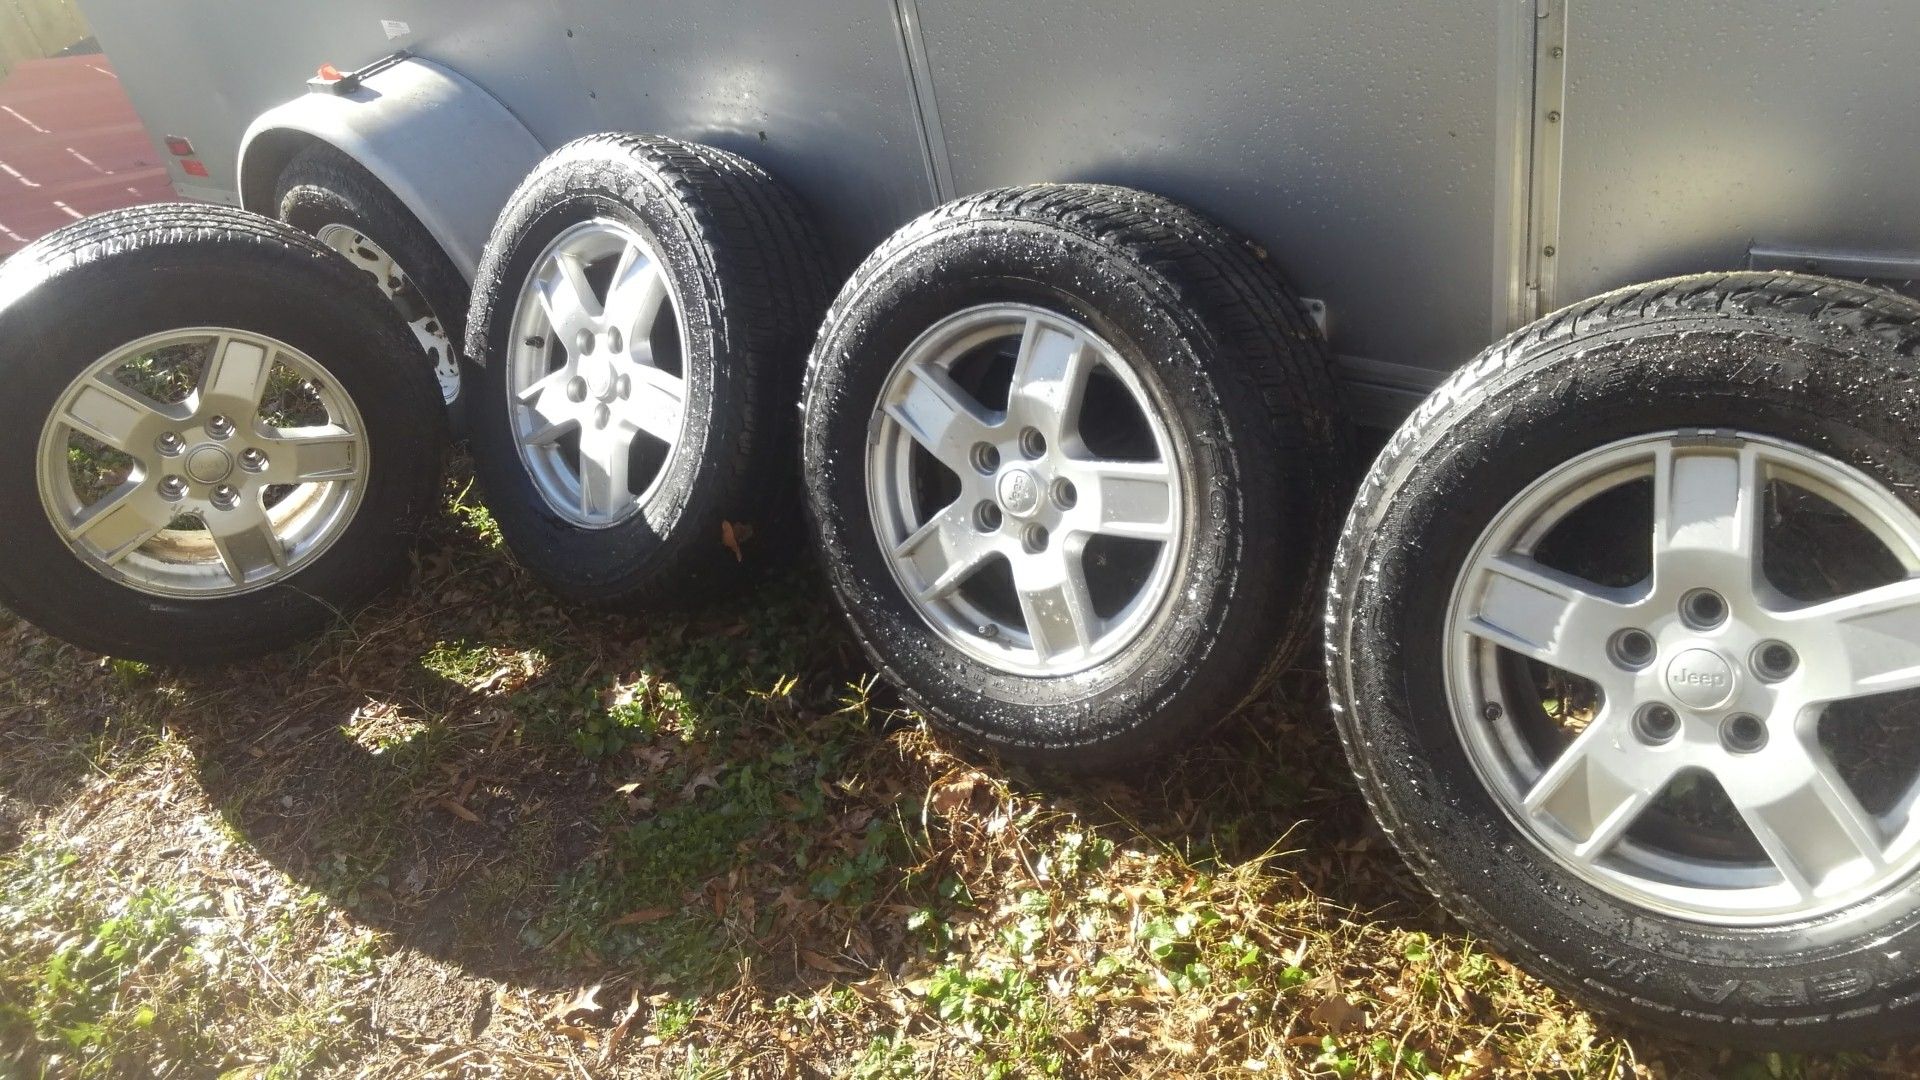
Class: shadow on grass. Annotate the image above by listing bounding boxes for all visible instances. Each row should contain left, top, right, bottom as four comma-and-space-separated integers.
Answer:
2, 490, 1905, 1077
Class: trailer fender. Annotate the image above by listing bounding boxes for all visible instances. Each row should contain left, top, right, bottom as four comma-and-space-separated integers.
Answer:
237, 56, 545, 283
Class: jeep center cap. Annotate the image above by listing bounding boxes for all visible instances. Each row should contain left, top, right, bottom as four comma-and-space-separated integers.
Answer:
1666, 648, 1735, 709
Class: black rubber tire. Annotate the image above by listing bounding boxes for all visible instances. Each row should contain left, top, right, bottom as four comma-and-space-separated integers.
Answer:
1327, 272, 1920, 1047
465, 134, 830, 610
802, 184, 1351, 771
275, 142, 472, 422
0, 203, 446, 664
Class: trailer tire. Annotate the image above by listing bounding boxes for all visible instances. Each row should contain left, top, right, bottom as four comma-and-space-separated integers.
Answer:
275, 142, 471, 419
464, 134, 831, 609
1328, 272, 1920, 1047
802, 184, 1349, 770
0, 204, 446, 664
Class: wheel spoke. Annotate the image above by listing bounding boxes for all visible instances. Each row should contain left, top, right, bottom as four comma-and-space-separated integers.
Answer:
884, 362, 998, 472
201, 336, 274, 416
60, 374, 165, 450
67, 483, 170, 563
1013, 546, 1100, 660
537, 252, 601, 340
207, 506, 287, 587
260, 426, 363, 484
1007, 317, 1094, 443
1073, 458, 1176, 541
515, 370, 580, 446
893, 500, 999, 601
1776, 577, 1920, 700
1459, 553, 1635, 682
1522, 706, 1667, 862
1723, 740, 1886, 899
625, 365, 685, 444
577, 425, 635, 524
1652, 442, 1765, 591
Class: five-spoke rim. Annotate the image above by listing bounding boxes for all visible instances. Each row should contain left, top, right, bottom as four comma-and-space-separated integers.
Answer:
867, 304, 1184, 676
316, 224, 460, 405
1446, 432, 1920, 924
506, 218, 686, 529
35, 328, 369, 598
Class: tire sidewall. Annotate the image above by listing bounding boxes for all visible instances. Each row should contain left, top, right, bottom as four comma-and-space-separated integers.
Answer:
805, 222, 1260, 750
0, 253, 441, 660
1345, 312, 1920, 1025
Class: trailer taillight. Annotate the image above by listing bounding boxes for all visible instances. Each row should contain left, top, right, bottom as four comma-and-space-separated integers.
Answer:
163, 136, 194, 157
180, 159, 209, 178
316, 64, 344, 82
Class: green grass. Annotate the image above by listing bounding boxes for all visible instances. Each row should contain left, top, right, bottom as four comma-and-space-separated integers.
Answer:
1, 474, 1915, 1076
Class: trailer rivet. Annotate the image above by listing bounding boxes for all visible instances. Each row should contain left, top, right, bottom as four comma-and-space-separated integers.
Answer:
1550, 45, 1564, 59
1483, 702, 1504, 721
1543, 245, 1557, 257
1546, 110, 1561, 123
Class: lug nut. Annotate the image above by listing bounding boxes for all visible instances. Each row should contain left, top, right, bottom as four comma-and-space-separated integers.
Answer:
206, 415, 235, 440
974, 501, 1003, 533
1023, 524, 1049, 553
566, 376, 589, 403
1608, 628, 1657, 670
593, 403, 611, 429
240, 448, 268, 472
155, 432, 184, 457
157, 475, 187, 501
1681, 588, 1728, 630
971, 442, 1000, 475
1020, 427, 1048, 459
605, 326, 624, 353
1633, 703, 1680, 745
1052, 478, 1078, 510
1753, 640, 1798, 681
211, 484, 240, 510
1721, 713, 1768, 754
574, 328, 596, 356
616, 373, 632, 400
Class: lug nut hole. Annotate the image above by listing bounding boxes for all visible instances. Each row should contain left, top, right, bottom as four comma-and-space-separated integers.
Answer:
1633, 703, 1680, 744
1681, 588, 1728, 630
1023, 524, 1049, 553
1052, 478, 1078, 510
1721, 713, 1768, 754
1753, 641, 1798, 681
971, 442, 1001, 475
1019, 428, 1047, 459
1609, 628, 1657, 670
974, 501, 1003, 533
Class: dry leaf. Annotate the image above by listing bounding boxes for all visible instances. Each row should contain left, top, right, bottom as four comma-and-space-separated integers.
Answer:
436, 798, 481, 824
720, 520, 754, 562
799, 948, 856, 974
610, 908, 672, 927
601, 989, 644, 1065
546, 983, 604, 1024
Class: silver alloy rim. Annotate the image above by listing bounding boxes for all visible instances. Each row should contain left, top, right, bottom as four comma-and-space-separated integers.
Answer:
35, 328, 369, 598
1446, 431, 1920, 924
505, 219, 687, 529
316, 224, 461, 405
867, 304, 1184, 676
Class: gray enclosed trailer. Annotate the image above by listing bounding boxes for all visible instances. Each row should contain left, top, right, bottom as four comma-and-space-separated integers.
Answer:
83, 0, 1920, 424
33, 0, 1920, 1051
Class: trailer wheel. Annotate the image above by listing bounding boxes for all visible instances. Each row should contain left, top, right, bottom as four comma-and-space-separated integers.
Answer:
0, 204, 446, 664
1328, 272, 1920, 1046
802, 184, 1349, 770
275, 142, 470, 414
464, 134, 830, 608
